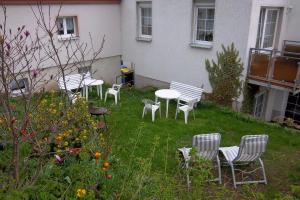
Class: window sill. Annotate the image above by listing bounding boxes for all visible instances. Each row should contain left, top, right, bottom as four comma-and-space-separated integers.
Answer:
58, 36, 79, 41
190, 42, 213, 49
136, 37, 152, 42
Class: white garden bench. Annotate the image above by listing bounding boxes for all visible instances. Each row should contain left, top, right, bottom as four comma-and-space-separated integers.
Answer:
58, 74, 85, 103
170, 81, 204, 103
58, 73, 84, 91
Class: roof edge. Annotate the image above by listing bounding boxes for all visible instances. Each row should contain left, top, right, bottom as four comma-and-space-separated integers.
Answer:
0, 0, 121, 5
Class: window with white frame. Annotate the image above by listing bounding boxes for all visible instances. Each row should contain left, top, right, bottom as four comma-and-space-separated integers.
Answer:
56, 16, 78, 39
137, 2, 152, 39
256, 8, 280, 49
193, 1, 215, 45
254, 91, 266, 118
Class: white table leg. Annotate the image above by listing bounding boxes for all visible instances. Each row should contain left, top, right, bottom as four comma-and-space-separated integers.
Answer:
100, 85, 103, 100
155, 96, 158, 103
166, 99, 169, 118
96, 85, 99, 96
85, 85, 88, 101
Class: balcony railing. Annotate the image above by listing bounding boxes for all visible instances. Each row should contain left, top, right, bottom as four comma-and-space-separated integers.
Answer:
247, 41, 300, 92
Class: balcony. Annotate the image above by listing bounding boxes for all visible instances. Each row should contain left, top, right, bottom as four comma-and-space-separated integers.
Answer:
247, 40, 300, 92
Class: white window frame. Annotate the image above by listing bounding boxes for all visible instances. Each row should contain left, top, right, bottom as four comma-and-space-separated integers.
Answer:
192, 3, 215, 48
256, 8, 280, 49
254, 91, 266, 118
57, 16, 78, 40
137, 2, 152, 40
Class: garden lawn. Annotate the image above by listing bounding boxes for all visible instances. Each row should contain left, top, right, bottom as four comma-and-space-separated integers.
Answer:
91, 86, 300, 199
1, 86, 300, 199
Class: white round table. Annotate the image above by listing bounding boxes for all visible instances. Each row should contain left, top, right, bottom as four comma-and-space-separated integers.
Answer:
83, 79, 104, 101
155, 89, 181, 118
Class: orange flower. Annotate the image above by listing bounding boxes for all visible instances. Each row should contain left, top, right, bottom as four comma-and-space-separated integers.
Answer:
94, 152, 101, 159
103, 161, 110, 168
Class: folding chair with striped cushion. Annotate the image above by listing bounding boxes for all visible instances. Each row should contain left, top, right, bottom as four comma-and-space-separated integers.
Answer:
178, 133, 222, 188
219, 135, 269, 188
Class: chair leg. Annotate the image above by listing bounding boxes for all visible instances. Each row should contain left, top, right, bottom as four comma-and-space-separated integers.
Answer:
159, 106, 161, 118
184, 111, 189, 124
216, 155, 222, 184
114, 94, 118, 104
142, 107, 146, 118
152, 109, 155, 122
104, 92, 108, 102
229, 162, 237, 188
259, 158, 268, 185
193, 109, 195, 120
118, 92, 120, 101
187, 170, 191, 190
97, 85, 99, 96
175, 109, 179, 119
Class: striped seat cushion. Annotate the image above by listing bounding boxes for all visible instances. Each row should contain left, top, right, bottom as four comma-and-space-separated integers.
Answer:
220, 135, 269, 163
192, 133, 221, 160
170, 81, 204, 102
219, 146, 239, 162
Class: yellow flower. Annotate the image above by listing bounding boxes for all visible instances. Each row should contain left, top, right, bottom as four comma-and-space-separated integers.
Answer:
56, 136, 63, 141
64, 141, 69, 147
76, 188, 87, 198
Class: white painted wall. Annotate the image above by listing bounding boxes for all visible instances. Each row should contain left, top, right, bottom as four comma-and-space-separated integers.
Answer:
121, 0, 253, 92
285, 0, 300, 41
1, 4, 121, 68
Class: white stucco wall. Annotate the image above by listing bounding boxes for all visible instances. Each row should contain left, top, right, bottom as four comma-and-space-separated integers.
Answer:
1, 4, 121, 68
121, 0, 253, 92
285, 0, 300, 41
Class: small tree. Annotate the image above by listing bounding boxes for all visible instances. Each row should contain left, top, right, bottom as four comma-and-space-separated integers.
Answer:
205, 43, 244, 106
0, 2, 105, 186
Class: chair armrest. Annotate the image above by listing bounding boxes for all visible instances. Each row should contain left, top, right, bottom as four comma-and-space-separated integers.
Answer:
178, 147, 191, 162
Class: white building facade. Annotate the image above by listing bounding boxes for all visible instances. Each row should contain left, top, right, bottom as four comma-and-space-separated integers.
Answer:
2, 0, 300, 122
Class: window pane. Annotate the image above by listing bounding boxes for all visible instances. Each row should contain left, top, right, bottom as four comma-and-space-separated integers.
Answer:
197, 8, 206, 20
56, 18, 64, 35
141, 7, 152, 36
142, 26, 152, 35
197, 20, 205, 30
262, 9, 278, 48
256, 8, 266, 48
66, 17, 75, 34
205, 31, 213, 41
207, 9, 214, 19
195, 7, 214, 42
263, 36, 273, 48
206, 20, 214, 30
142, 17, 151, 26
196, 30, 205, 41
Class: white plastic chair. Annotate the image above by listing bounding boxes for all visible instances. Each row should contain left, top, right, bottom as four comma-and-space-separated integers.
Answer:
142, 99, 161, 122
178, 133, 222, 189
219, 135, 269, 188
104, 84, 122, 104
175, 98, 198, 124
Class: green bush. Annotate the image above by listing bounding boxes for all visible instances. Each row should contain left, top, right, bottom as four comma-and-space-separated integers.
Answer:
206, 43, 244, 106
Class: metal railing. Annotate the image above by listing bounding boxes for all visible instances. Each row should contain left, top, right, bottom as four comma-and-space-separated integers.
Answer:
247, 47, 300, 92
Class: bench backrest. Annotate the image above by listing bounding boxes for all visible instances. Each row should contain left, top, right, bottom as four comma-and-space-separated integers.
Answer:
58, 74, 84, 91
170, 81, 204, 102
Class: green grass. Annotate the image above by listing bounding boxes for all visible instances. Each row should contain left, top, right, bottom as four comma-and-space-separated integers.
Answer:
1, 86, 300, 199
91, 86, 300, 198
